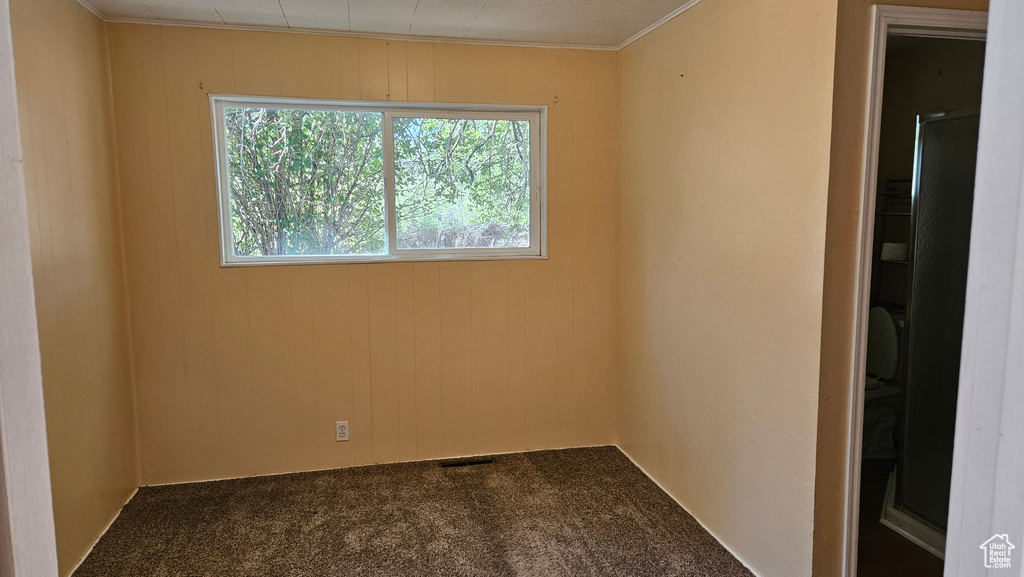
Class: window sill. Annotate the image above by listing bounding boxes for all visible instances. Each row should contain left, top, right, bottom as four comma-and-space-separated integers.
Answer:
220, 253, 549, 267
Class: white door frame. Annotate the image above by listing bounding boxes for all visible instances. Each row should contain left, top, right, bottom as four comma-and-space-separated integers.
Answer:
844, 6, 987, 577
944, 0, 1024, 573
0, 0, 59, 574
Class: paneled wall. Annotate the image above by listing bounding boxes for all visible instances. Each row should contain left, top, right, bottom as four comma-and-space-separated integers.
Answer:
10, 0, 138, 574
617, 0, 837, 574
106, 23, 618, 485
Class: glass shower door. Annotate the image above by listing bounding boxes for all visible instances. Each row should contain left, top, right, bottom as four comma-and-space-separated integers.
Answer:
898, 110, 980, 531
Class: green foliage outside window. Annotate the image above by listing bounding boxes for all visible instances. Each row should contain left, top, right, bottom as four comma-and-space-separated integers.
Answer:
394, 117, 531, 249
224, 106, 533, 257
225, 107, 386, 256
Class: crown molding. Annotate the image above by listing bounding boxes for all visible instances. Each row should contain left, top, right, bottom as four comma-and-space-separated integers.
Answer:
72, 0, 704, 52
74, 0, 105, 19
97, 16, 621, 50
616, 0, 703, 49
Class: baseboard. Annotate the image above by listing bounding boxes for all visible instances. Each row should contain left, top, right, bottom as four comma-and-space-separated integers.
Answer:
144, 443, 616, 487
878, 470, 946, 559
614, 445, 763, 577
65, 486, 139, 577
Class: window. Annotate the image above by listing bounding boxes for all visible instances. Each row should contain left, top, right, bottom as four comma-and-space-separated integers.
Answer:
211, 96, 546, 266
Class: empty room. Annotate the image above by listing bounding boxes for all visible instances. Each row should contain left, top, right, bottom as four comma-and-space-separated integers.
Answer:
1, 0, 1021, 576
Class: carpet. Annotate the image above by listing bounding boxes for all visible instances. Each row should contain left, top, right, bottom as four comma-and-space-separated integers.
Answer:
73, 446, 753, 576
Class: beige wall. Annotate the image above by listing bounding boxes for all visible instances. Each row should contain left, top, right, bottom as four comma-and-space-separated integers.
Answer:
106, 23, 619, 485
18, 1, 983, 573
616, 0, 837, 574
10, 0, 138, 574
813, 1, 988, 575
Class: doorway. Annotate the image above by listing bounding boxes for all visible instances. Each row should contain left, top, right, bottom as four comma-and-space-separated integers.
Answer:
846, 6, 987, 577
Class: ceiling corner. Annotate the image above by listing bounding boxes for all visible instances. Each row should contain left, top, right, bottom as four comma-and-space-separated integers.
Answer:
615, 0, 703, 50
74, 0, 107, 20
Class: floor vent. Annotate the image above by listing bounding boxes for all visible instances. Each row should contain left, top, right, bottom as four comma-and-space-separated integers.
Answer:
440, 458, 495, 469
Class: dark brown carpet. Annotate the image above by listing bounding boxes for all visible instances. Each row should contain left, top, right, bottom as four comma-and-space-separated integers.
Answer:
74, 446, 752, 576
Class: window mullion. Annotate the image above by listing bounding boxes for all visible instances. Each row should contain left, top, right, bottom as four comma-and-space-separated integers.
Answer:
383, 111, 398, 255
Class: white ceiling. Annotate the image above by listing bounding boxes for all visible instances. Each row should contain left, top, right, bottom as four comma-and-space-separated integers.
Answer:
78, 0, 698, 49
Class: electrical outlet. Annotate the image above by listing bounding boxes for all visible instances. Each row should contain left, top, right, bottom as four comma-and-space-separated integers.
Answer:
335, 421, 349, 442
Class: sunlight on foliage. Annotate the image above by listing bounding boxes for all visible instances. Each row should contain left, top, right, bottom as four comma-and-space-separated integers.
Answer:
225, 107, 532, 257
394, 117, 531, 249
225, 107, 386, 256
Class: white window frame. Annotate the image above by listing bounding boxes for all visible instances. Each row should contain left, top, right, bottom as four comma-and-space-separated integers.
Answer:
211, 94, 547, 266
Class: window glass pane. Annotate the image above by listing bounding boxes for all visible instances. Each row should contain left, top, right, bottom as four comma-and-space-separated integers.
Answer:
392, 117, 531, 249
224, 106, 385, 256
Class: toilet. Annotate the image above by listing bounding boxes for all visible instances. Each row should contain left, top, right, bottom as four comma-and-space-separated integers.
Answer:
862, 306, 901, 459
